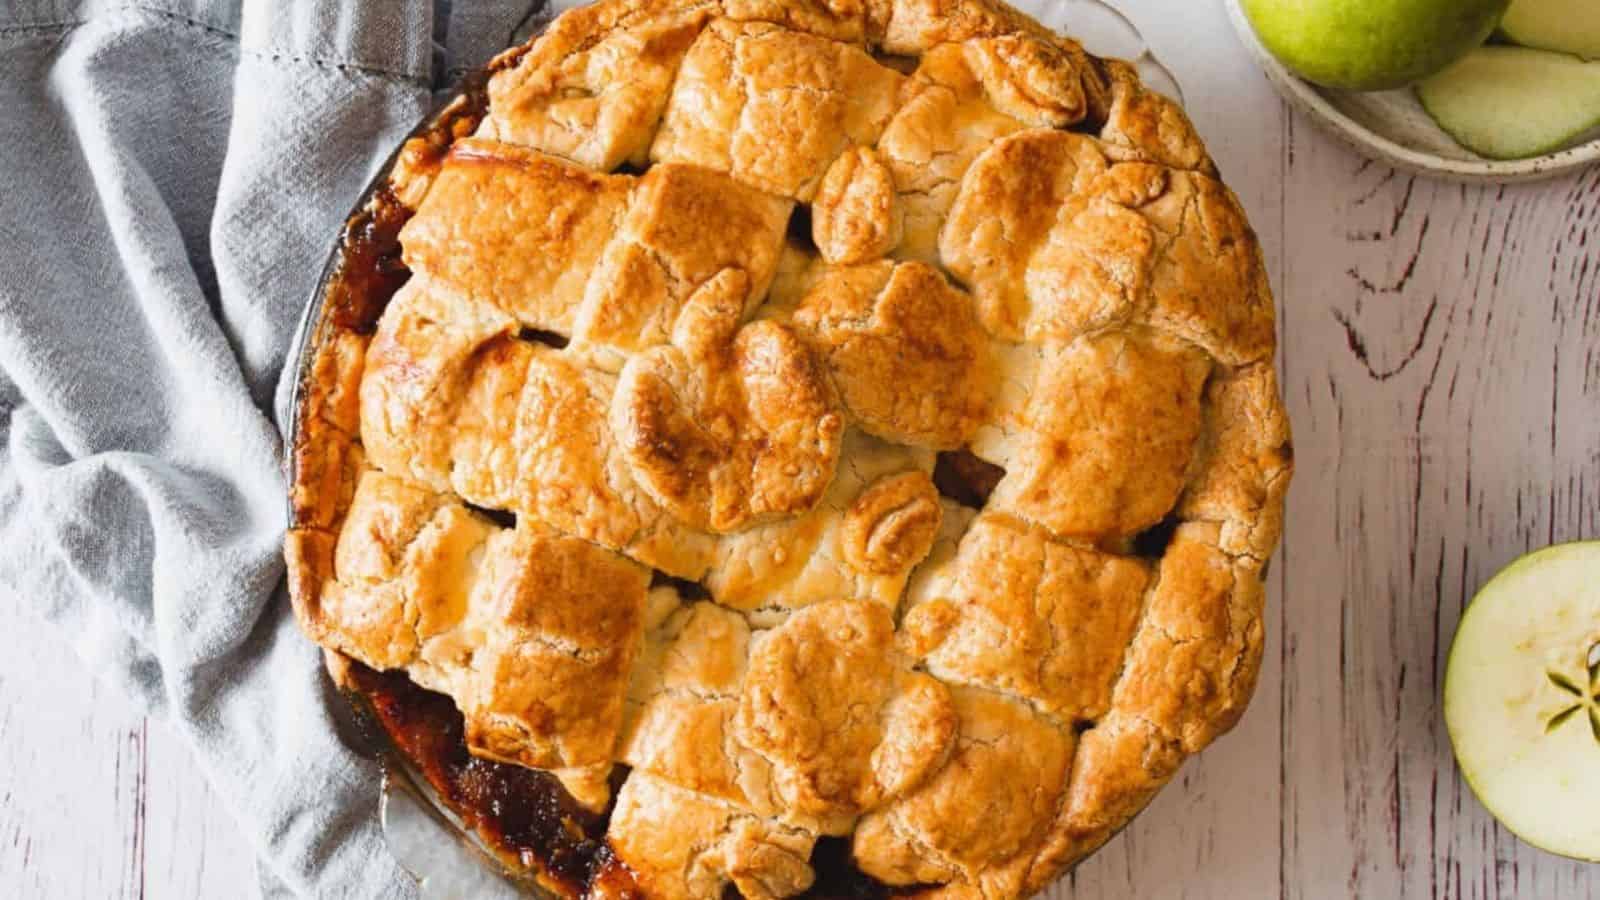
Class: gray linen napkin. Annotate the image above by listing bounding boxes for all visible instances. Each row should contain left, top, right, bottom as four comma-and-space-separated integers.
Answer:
0, 1, 545, 895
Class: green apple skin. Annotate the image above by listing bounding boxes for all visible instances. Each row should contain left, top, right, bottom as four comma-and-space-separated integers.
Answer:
1241, 0, 1511, 91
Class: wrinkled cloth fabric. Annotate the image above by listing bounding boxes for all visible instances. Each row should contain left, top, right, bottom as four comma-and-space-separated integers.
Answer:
0, 1, 553, 896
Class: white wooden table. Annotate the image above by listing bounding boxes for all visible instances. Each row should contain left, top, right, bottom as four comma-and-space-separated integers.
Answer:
4, 1, 1599, 896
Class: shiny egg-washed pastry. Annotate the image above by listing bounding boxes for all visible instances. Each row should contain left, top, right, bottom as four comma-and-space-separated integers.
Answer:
286, 0, 1292, 896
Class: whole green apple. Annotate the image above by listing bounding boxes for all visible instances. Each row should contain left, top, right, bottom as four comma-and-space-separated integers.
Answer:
1241, 0, 1510, 90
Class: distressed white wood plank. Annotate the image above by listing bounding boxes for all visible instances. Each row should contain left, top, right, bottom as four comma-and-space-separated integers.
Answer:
1277, 115, 1600, 899
0, 604, 256, 899
143, 723, 260, 897
0, 606, 146, 899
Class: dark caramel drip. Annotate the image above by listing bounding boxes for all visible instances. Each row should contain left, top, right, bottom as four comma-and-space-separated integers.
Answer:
320, 58, 508, 334
932, 450, 1005, 509
349, 663, 614, 893
326, 183, 412, 334
796, 839, 900, 900
346, 663, 926, 899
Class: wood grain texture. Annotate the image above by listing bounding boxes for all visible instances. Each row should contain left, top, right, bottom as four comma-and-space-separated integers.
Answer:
2, 0, 1599, 897
0, 610, 257, 898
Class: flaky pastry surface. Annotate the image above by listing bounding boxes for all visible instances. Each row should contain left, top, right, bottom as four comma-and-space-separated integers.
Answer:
287, 0, 1291, 896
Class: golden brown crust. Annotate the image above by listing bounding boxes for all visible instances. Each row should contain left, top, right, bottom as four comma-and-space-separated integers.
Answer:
979, 331, 1212, 542
289, 329, 368, 532
1180, 363, 1293, 559
299, 470, 651, 807
839, 470, 942, 575
1109, 523, 1266, 753
398, 138, 633, 336
1139, 171, 1276, 366
612, 293, 846, 533
1096, 59, 1215, 174
852, 687, 1073, 887
358, 277, 717, 577
620, 600, 775, 807
609, 772, 819, 900
735, 600, 956, 831
875, 34, 1097, 264
877, 0, 1055, 55
572, 162, 793, 372
479, 0, 715, 171
462, 522, 653, 775
651, 18, 905, 199
722, 0, 892, 44
703, 431, 937, 616
791, 261, 994, 450
285, 0, 1293, 894
811, 146, 901, 265
902, 512, 1151, 722
941, 128, 1271, 362
1016, 525, 1268, 893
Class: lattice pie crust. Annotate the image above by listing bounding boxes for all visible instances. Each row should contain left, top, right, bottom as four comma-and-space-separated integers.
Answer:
286, 0, 1292, 896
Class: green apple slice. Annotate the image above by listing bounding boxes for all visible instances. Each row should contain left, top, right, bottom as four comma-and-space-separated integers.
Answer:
1417, 46, 1600, 159
1444, 541, 1600, 862
1501, 0, 1600, 60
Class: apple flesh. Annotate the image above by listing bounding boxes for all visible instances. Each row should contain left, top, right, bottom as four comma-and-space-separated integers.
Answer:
1417, 46, 1600, 159
1501, 0, 1600, 60
1444, 541, 1600, 863
1240, 0, 1510, 91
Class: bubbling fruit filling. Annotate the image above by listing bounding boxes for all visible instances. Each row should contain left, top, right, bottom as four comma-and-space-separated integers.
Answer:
346, 661, 917, 899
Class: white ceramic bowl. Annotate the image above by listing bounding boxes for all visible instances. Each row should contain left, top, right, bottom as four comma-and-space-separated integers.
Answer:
1224, 0, 1600, 183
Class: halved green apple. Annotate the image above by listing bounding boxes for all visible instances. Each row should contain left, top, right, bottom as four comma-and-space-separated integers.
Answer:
1444, 541, 1600, 862
1501, 0, 1600, 60
1417, 45, 1600, 159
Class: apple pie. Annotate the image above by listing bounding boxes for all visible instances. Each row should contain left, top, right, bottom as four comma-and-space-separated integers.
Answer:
285, 0, 1292, 896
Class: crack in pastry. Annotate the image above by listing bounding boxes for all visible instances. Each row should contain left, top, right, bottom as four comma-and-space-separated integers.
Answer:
611, 273, 845, 533
790, 260, 994, 450
609, 772, 819, 900
620, 597, 956, 837
901, 511, 1152, 724
571, 162, 793, 372
703, 430, 939, 619
1018, 523, 1266, 891
942, 127, 1271, 361
940, 128, 1143, 342
399, 139, 633, 337
305, 470, 650, 809
721, 0, 892, 44
876, 38, 1093, 264
973, 330, 1211, 543
735, 600, 957, 832
1178, 363, 1294, 560
477, 0, 719, 171
852, 686, 1074, 892
1135, 169, 1276, 366
876, 0, 1073, 55
650, 18, 904, 200
1100, 523, 1266, 755
619, 599, 772, 805
359, 277, 717, 578
1095, 58, 1214, 174
810, 145, 901, 265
